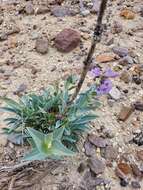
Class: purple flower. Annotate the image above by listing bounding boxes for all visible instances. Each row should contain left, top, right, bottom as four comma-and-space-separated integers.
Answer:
96, 79, 112, 95
90, 67, 101, 77
104, 68, 119, 78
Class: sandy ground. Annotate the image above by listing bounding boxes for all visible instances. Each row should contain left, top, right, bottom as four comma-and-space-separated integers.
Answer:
0, 0, 143, 189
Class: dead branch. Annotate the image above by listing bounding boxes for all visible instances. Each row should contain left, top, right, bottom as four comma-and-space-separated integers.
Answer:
70, 0, 108, 103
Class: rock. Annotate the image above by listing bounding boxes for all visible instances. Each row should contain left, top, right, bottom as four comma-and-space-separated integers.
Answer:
134, 102, 143, 111
88, 134, 108, 148
35, 38, 48, 54
25, 2, 34, 15
115, 167, 129, 187
81, 170, 97, 189
137, 150, 143, 161
0, 33, 8, 41
132, 75, 141, 85
119, 56, 134, 65
123, 89, 128, 94
120, 178, 129, 187
120, 70, 132, 83
112, 21, 123, 34
55, 28, 80, 53
120, 9, 135, 19
109, 87, 121, 100
117, 163, 132, 175
112, 47, 128, 57
80, 9, 90, 16
107, 99, 115, 107
103, 145, 118, 161
35, 6, 49, 14
82, 171, 94, 188
7, 26, 20, 35
129, 65, 142, 75
14, 83, 27, 96
50, 65, 57, 72
93, 177, 110, 186
77, 162, 87, 173
132, 129, 141, 135
31, 66, 38, 75
118, 106, 134, 121
102, 128, 115, 138
82, 171, 110, 189
96, 54, 115, 63
31, 32, 39, 40
51, 6, 73, 17
84, 140, 95, 156
88, 157, 105, 175
132, 131, 143, 146
131, 181, 141, 189
106, 37, 114, 46
115, 167, 127, 179
130, 164, 142, 178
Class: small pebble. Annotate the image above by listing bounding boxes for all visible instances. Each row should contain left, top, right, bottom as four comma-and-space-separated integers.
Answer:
35, 38, 48, 54
120, 178, 129, 187
113, 47, 128, 57
109, 87, 121, 100
80, 9, 90, 16
119, 56, 134, 65
131, 181, 141, 189
132, 76, 141, 85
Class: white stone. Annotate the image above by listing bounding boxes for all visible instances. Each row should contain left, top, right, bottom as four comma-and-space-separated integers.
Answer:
109, 87, 121, 100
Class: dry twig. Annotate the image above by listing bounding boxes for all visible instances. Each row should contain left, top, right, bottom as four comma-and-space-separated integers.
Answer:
8, 176, 17, 190
70, 0, 108, 103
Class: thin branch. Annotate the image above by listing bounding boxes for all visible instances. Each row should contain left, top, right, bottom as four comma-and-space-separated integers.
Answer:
0, 159, 65, 173
0, 161, 33, 172
69, 0, 108, 104
8, 176, 17, 190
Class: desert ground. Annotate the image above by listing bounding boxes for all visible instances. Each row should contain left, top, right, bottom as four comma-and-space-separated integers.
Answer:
0, 0, 143, 189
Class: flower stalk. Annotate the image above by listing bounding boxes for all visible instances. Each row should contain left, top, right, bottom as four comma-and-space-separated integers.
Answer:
69, 0, 108, 104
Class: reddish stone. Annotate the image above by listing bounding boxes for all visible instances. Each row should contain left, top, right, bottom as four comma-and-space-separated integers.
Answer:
120, 9, 135, 19
115, 167, 126, 179
117, 162, 132, 175
118, 106, 134, 121
96, 54, 115, 63
55, 28, 80, 53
